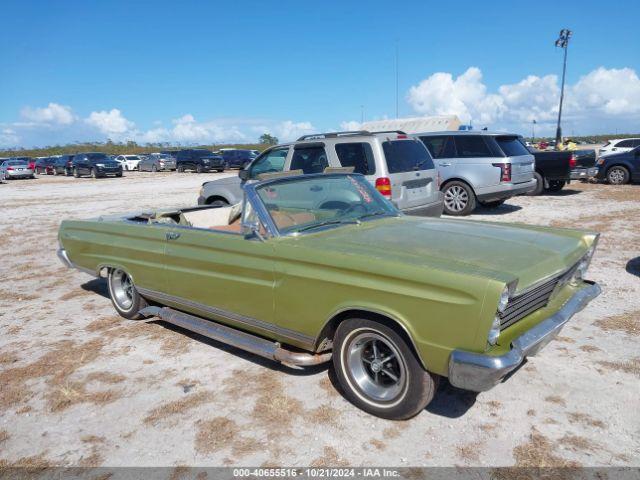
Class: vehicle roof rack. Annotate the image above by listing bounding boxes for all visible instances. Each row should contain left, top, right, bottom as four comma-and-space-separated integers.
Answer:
296, 130, 372, 141
372, 130, 407, 135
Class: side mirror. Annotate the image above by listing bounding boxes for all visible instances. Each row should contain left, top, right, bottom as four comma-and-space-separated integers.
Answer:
241, 219, 265, 241
239, 169, 250, 181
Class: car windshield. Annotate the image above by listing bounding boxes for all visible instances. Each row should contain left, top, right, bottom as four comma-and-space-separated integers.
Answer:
8, 160, 27, 166
87, 153, 109, 161
125, 156, 140, 160
254, 174, 398, 235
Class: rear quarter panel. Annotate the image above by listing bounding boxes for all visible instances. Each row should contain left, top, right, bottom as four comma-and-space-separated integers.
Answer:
59, 219, 169, 294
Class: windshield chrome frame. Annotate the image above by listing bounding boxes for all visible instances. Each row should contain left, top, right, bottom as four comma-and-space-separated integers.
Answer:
241, 173, 400, 239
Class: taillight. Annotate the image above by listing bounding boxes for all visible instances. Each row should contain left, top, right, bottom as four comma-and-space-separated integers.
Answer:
397, 134, 407, 139
7, 166, 13, 171
569, 154, 577, 168
375, 177, 392, 197
492, 163, 511, 182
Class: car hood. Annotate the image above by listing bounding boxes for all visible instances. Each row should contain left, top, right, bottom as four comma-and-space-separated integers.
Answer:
291, 216, 594, 293
203, 175, 242, 187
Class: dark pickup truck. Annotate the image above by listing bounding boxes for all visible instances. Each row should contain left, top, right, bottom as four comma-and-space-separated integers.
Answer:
527, 149, 597, 195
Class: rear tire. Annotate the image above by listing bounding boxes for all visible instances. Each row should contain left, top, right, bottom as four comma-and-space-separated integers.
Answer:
107, 268, 147, 320
208, 199, 229, 207
546, 180, 565, 192
442, 181, 476, 216
151, 165, 157, 172
607, 166, 630, 185
177, 165, 185, 173
332, 318, 438, 420
527, 172, 544, 196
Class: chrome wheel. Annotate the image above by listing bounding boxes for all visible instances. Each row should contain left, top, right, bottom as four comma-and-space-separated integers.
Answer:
346, 331, 407, 403
608, 167, 627, 185
111, 269, 134, 310
444, 185, 468, 212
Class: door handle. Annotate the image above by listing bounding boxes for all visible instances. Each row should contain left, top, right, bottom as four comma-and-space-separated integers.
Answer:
166, 231, 181, 240
440, 162, 452, 167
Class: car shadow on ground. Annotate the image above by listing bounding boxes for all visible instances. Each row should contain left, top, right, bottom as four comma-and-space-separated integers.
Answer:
626, 257, 640, 278
425, 380, 478, 417
81, 278, 109, 298
471, 204, 523, 216
540, 188, 581, 197
80, 279, 328, 377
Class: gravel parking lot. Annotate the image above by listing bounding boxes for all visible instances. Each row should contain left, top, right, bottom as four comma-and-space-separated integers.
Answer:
0, 172, 638, 468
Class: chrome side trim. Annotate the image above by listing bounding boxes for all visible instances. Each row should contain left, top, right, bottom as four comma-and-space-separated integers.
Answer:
142, 306, 330, 366
57, 248, 98, 277
136, 287, 315, 350
448, 281, 601, 392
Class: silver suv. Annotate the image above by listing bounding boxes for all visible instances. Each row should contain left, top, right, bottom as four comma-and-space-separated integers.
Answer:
198, 130, 444, 216
416, 131, 536, 216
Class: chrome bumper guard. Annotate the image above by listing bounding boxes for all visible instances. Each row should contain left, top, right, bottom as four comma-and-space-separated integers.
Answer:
448, 281, 601, 392
57, 248, 74, 268
570, 167, 599, 180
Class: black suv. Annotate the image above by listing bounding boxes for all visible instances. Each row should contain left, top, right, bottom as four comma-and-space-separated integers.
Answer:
53, 154, 75, 176
219, 149, 258, 169
72, 152, 123, 178
175, 149, 225, 173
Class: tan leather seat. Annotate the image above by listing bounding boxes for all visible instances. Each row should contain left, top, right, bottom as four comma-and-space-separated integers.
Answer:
270, 211, 316, 229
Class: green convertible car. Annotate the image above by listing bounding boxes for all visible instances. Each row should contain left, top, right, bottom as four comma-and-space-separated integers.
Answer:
58, 171, 601, 419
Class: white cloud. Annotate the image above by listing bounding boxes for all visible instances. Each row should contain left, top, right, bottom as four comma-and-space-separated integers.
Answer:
85, 109, 135, 136
271, 120, 315, 141
20, 103, 75, 125
340, 120, 362, 131
406, 66, 640, 134
0, 128, 19, 148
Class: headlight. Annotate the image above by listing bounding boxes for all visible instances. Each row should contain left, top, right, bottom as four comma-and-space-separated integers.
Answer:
96, 163, 105, 167
203, 159, 210, 163
497, 285, 510, 313
488, 316, 501, 346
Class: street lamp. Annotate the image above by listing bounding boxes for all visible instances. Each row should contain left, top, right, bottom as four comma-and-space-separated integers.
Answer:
554, 28, 572, 149
532, 119, 536, 144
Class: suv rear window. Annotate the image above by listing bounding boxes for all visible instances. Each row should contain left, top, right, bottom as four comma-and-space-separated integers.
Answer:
334, 142, 376, 175
453, 136, 492, 157
382, 140, 434, 173
495, 136, 530, 157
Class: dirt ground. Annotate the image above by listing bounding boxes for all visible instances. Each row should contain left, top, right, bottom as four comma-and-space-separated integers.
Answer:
0, 172, 638, 468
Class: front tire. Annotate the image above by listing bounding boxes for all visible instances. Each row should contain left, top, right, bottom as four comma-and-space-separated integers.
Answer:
607, 166, 630, 185
196, 164, 203, 174
91, 168, 98, 179
73, 167, 80, 178
151, 165, 157, 173
177, 165, 185, 173
546, 180, 565, 192
107, 268, 147, 320
442, 181, 476, 216
333, 318, 438, 420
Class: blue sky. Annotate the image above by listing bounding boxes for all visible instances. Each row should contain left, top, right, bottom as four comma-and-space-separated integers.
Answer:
1, 0, 639, 147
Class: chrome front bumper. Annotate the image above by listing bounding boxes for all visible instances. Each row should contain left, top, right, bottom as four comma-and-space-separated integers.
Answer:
448, 281, 601, 392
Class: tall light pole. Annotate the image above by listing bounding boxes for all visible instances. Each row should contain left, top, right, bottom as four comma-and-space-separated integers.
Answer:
532, 119, 536, 143
395, 41, 399, 119
554, 28, 572, 149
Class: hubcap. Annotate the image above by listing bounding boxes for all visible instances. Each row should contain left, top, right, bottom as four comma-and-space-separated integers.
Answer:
111, 269, 134, 310
346, 332, 406, 402
444, 185, 468, 212
609, 168, 625, 184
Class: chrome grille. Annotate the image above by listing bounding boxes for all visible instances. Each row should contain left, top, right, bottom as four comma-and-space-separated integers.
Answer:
499, 265, 577, 330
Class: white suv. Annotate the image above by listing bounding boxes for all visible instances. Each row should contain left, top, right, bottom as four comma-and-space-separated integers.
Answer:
198, 130, 444, 217
599, 138, 640, 158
